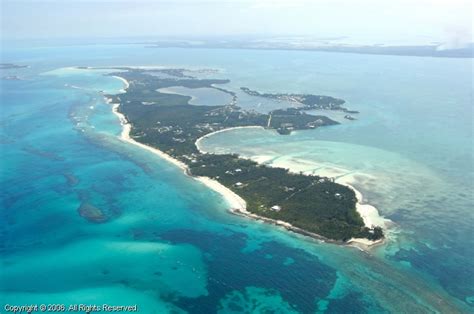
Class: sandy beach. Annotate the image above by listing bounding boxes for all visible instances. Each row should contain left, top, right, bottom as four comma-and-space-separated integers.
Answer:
194, 176, 247, 211
266, 159, 388, 228
346, 183, 387, 228
195, 126, 265, 153
108, 76, 247, 213
111, 104, 186, 170
345, 186, 386, 247
112, 76, 130, 93
196, 129, 389, 248
110, 75, 386, 249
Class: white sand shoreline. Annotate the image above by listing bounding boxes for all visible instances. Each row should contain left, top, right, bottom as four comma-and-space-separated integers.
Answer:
344, 184, 387, 248
109, 75, 385, 250
112, 76, 130, 93
111, 102, 248, 213
195, 126, 265, 153
197, 129, 389, 249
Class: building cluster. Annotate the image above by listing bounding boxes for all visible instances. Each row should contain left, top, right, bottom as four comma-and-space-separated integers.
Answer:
225, 168, 243, 176
180, 153, 199, 163
306, 119, 325, 129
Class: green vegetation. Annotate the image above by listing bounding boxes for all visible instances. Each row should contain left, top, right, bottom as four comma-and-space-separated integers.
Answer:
189, 154, 378, 241
105, 67, 383, 242
241, 87, 360, 113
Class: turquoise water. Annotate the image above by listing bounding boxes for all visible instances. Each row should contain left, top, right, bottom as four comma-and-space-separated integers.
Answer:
1, 42, 472, 313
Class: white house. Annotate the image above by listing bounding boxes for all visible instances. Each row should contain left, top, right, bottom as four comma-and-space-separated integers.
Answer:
271, 205, 282, 212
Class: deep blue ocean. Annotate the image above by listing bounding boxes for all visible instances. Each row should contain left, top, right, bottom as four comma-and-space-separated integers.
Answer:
1, 41, 472, 313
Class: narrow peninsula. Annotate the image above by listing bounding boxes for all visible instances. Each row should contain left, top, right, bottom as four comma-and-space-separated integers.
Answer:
104, 67, 383, 243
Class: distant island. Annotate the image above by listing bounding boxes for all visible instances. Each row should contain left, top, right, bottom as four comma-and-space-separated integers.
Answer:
104, 67, 383, 243
0, 63, 29, 69
1, 63, 29, 81
143, 38, 474, 59
240, 87, 360, 121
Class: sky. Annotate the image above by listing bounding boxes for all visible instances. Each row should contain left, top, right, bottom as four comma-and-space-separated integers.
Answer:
1, 0, 472, 46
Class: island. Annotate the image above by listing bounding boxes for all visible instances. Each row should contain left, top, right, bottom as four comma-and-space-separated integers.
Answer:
0, 63, 29, 69
240, 87, 360, 114
104, 67, 383, 243
145, 38, 474, 58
